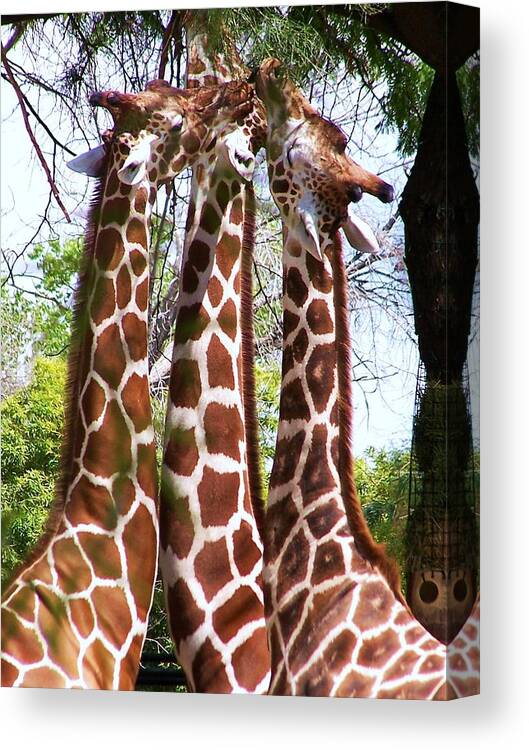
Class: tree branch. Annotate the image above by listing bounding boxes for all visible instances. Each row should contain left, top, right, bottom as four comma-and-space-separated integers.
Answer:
2, 44, 71, 223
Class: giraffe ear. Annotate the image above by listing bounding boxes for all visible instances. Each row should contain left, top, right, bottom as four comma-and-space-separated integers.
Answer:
343, 212, 380, 254
67, 144, 107, 177
117, 134, 159, 185
220, 130, 256, 182
290, 193, 323, 260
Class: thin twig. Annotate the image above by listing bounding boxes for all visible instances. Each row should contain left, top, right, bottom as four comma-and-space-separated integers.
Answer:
1, 44, 71, 223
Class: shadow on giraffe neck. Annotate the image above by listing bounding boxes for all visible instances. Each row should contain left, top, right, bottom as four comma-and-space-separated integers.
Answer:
3, 165, 113, 585
331, 232, 408, 609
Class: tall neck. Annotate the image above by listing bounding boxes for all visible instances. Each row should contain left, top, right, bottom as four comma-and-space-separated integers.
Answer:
1, 162, 160, 690
160, 159, 269, 693
266, 231, 403, 597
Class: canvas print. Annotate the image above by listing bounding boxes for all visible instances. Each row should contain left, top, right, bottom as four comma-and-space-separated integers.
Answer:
1, 3, 480, 698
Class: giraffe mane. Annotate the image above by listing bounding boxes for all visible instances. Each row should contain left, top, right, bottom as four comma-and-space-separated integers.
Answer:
331, 231, 408, 608
3, 157, 110, 588
240, 182, 266, 540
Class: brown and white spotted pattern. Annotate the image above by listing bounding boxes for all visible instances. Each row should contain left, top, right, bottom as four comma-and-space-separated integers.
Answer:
0, 82, 225, 689
159, 28, 271, 693
256, 58, 479, 699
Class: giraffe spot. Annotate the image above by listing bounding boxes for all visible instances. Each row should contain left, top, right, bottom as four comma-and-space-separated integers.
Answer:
405, 625, 426, 645
292, 328, 309, 362
92, 585, 132, 651
272, 178, 290, 195
451, 676, 480, 698
299, 661, 334, 696
174, 303, 210, 344
82, 638, 116, 688
420, 654, 445, 674
383, 650, 421, 682
274, 161, 285, 177
277, 529, 310, 603
135, 277, 149, 311
136, 441, 158, 501
307, 252, 333, 293
269, 430, 306, 488
330, 401, 339, 425
102, 196, 129, 226
22, 666, 66, 689
300, 425, 335, 503
232, 627, 269, 691
134, 188, 148, 214
68, 597, 94, 639
168, 358, 201, 409
7, 586, 35, 622
78, 533, 122, 580
91, 275, 116, 325
0, 659, 19, 686
130, 248, 147, 276
164, 426, 199, 477
336, 668, 376, 698
200, 202, 222, 236
93, 323, 126, 390
322, 630, 357, 675
118, 633, 144, 690
84, 399, 132, 478
53, 537, 93, 595
233, 521, 262, 576
167, 579, 205, 645
66, 475, 118, 530
207, 276, 224, 308
216, 181, 230, 213
194, 538, 232, 602
311, 540, 345, 585
283, 309, 300, 338
357, 629, 400, 670
197, 466, 239, 527
160, 484, 194, 559
377, 678, 443, 701
125, 217, 147, 247
188, 239, 211, 272
181, 261, 199, 293
192, 638, 232, 693
203, 402, 243, 461
1, 609, 43, 664
123, 505, 157, 615
306, 343, 336, 413
279, 377, 310, 422
277, 588, 309, 646
265, 493, 299, 564
282, 345, 294, 377
121, 372, 151, 433
311, 581, 356, 635
353, 580, 394, 631
230, 196, 243, 225
95, 228, 124, 272
36, 586, 80, 679
207, 335, 235, 389
112, 475, 135, 515
217, 231, 240, 279
213, 586, 264, 644
105, 168, 120, 195
116, 265, 132, 308
81, 377, 106, 426
122, 313, 147, 361
306, 299, 334, 335
286, 267, 308, 307
306, 499, 343, 539
181, 130, 201, 155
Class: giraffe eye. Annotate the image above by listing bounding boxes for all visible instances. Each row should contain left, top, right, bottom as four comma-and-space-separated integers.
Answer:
107, 93, 120, 106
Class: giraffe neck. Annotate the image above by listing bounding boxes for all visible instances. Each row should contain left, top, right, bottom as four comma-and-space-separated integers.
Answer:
160, 158, 269, 693
185, 13, 247, 89
1, 161, 159, 689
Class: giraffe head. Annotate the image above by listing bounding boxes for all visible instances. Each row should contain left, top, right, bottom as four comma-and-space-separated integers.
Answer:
255, 58, 394, 259
69, 79, 265, 188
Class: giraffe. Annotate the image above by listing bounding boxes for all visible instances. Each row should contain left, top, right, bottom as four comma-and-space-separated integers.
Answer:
0, 80, 226, 690
255, 58, 479, 699
158, 18, 271, 693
